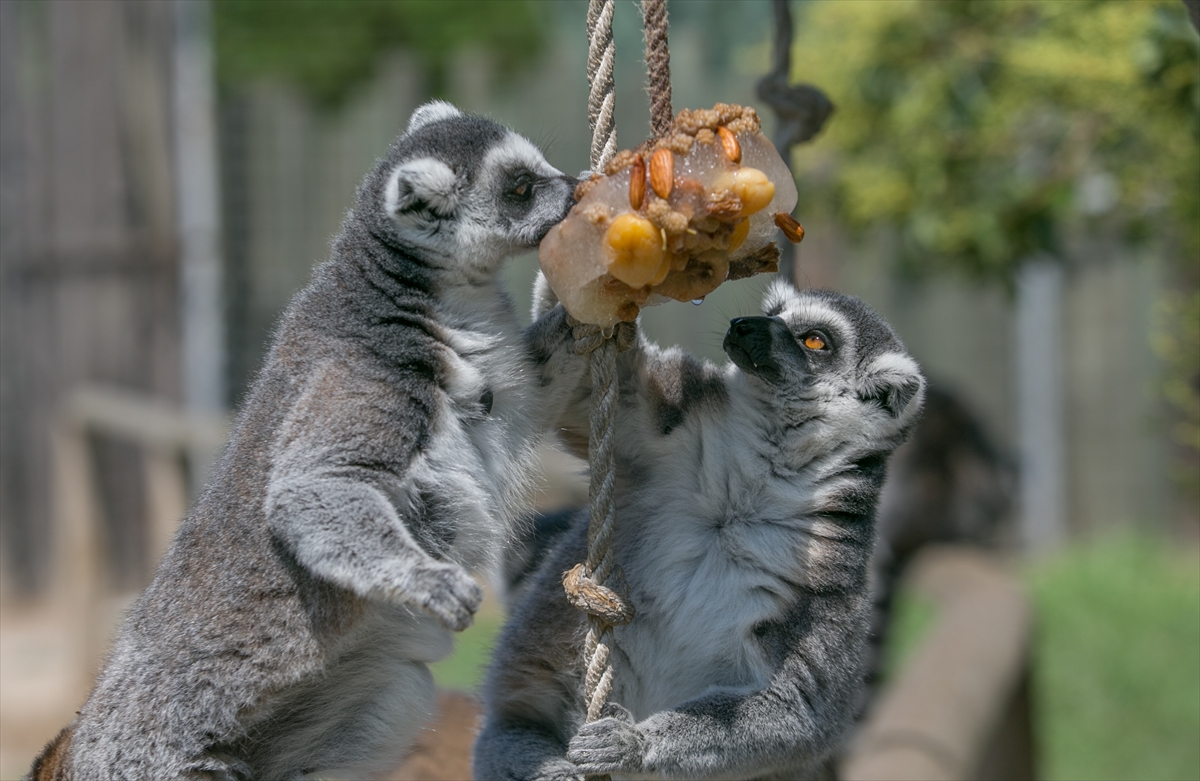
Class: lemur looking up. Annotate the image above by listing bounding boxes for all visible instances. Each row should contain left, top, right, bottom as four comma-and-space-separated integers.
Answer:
475, 280, 926, 781
27, 103, 584, 781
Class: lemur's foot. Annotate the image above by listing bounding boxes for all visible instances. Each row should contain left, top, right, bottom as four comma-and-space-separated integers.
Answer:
404, 562, 483, 631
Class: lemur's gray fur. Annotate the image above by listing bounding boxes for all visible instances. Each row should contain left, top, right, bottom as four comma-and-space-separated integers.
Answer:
475, 280, 926, 781
27, 103, 583, 781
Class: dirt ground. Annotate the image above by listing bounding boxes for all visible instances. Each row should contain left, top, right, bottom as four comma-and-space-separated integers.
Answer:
388, 692, 480, 781
0, 600, 88, 779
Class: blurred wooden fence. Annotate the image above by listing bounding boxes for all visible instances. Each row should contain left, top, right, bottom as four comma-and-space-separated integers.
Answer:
0, 0, 181, 595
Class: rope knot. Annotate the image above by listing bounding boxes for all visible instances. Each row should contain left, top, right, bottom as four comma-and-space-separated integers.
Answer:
563, 563, 635, 626
568, 316, 638, 356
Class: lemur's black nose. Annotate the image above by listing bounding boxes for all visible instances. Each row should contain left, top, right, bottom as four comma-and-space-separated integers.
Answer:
729, 316, 774, 339
724, 316, 782, 379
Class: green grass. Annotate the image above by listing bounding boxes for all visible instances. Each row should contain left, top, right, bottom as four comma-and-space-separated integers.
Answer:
1029, 534, 1200, 781
430, 603, 505, 692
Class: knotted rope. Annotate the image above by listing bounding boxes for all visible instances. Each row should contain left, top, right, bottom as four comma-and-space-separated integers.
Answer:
562, 315, 635, 734
564, 4, 670, 777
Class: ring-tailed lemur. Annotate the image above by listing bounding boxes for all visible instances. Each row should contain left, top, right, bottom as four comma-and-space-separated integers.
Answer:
27, 103, 584, 781
475, 280, 925, 781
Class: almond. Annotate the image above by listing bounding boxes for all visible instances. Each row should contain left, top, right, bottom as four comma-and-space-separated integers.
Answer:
774, 212, 806, 244
649, 148, 674, 199
628, 154, 646, 210
717, 126, 741, 163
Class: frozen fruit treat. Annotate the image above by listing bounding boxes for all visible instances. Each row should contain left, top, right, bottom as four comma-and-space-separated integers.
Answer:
539, 103, 802, 327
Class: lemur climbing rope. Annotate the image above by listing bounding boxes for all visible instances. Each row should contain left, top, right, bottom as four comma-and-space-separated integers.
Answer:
562, 3, 672, 777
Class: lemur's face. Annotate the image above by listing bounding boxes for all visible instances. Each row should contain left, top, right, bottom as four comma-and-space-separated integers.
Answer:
723, 281, 925, 445
372, 101, 576, 270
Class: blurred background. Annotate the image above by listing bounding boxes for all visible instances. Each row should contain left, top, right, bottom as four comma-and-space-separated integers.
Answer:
0, 1, 1196, 779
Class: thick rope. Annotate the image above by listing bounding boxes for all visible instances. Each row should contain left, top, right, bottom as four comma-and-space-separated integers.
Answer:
587, 0, 617, 170
564, 315, 636, 722
567, 317, 636, 781
570, 7, 625, 770
569, 8, 670, 780
581, 332, 619, 725
766, 0, 795, 286
642, 0, 672, 139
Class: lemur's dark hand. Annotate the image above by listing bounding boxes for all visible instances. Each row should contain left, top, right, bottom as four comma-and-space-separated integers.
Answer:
401, 561, 482, 631
566, 703, 646, 775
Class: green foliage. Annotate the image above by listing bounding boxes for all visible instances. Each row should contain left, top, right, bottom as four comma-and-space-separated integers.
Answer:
1029, 534, 1200, 781
788, 0, 1200, 283
213, 0, 546, 107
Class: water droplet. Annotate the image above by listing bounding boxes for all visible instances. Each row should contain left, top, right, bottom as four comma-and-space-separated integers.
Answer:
601, 325, 615, 339
691, 298, 705, 306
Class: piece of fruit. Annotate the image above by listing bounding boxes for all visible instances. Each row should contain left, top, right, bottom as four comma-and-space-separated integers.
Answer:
728, 219, 750, 252
604, 213, 666, 288
731, 168, 774, 216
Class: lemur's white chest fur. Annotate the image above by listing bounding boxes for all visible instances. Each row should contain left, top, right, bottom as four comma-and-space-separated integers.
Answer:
610, 374, 846, 719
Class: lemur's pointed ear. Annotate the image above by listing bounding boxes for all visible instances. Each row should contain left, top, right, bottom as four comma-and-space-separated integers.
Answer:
384, 158, 459, 218
857, 353, 925, 419
406, 101, 463, 134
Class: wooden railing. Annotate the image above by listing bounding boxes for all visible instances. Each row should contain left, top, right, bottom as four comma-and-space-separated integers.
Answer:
840, 545, 1036, 781
49, 385, 228, 688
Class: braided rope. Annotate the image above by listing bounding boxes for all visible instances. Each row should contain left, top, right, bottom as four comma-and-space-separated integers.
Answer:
570, 7, 670, 779
566, 315, 635, 728
582, 334, 618, 723
573, 6, 624, 765
642, 0, 672, 139
587, 0, 617, 171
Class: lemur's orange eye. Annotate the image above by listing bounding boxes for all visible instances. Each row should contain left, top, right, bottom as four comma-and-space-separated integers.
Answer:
803, 334, 826, 350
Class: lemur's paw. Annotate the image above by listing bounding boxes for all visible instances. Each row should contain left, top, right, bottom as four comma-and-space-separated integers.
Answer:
407, 562, 483, 631
566, 703, 645, 775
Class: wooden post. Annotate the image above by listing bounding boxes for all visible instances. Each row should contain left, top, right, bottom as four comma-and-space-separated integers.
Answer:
49, 386, 227, 685
49, 417, 106, 689
841, 546, 1035, 781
